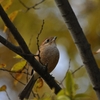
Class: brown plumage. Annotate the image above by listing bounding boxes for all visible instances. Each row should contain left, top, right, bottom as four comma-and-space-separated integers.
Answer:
19, 36, 59, 100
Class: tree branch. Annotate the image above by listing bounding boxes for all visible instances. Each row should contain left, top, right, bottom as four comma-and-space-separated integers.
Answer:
0, 4, 61, 99
0, 5, 31, 54
0, 36, 22, 55
19, 0, 45, 11
55, 0, 100, 99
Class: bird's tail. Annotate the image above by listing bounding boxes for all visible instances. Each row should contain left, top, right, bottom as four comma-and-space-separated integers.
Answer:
19, 75, 36, 100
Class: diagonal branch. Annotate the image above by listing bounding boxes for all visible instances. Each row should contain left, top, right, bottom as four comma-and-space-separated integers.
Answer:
55, 0, 100, 99
0, 36, 22, 55
0, 5, 31, 54
19, 0, 45, 10
0, 4, 61, 99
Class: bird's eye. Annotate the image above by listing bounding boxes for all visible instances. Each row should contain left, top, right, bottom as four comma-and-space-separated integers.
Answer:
45, 39, 50, 43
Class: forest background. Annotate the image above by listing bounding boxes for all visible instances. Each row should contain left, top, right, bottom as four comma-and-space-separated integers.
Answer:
0, 0, 100, 100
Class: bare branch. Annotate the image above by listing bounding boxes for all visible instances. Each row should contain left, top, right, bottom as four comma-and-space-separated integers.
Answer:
19, 0, 45, 11
10, 73, 25, 85
0, 5, 31, 54
0, 4, 61, 98
0, 68, 31, 75
55, 0, 100, 99
5, 90, 11, 100
36, 20, 45, 64
0, 67, 31, 85
72, 65, 84, 75
59, 59, 71, 85
0, 36, 22, 55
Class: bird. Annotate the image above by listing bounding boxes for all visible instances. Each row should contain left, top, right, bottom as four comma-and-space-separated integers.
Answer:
19, 36, 59, 100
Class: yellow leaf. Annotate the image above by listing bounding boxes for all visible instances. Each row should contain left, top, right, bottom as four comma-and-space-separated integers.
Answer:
0, 63, 6, 68
9, 10, 19, 21
3, 10, 19, 32
34, 78, 43, 92
1, 0, 12, 10
14, 73, 23, 85
0, 85, 7, 91
13, 55, 22, 59
11, 60, 26, 72
36, 78, 43, 88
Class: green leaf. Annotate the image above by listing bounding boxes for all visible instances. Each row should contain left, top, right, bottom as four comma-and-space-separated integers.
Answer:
11, 60, 26, 72
65, 71, 75, 97
57, 89, 66, 96
74, 93, 91, 100
57, 89, 70, 100
57, 95, 70, 100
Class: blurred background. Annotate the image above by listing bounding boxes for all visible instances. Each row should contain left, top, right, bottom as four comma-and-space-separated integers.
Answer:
0, 0, 100, 100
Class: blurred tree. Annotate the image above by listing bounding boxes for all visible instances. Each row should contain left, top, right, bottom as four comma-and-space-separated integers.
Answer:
0, 0, 100, 100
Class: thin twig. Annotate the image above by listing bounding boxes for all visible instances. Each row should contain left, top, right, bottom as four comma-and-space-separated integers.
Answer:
10, 73, 25, 85
32, 0, 45, 9
0, 68, 31, 76
0, 66, 33, 85
25, 62, 30, 82
0, 4, 61, 95
0, 5, 31, 54
19, 0, 30, 9
5, 90, 11, 100
28, 34, 34, 47
19, 0, 45, 11
0, 36, 23, 55
72, 65, 84, 74
59, 59, 71, 85
67, 58, 71, 71
36, 20, 44, 64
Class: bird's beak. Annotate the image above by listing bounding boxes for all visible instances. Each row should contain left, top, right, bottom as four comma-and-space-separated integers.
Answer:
52, 36, 57, 42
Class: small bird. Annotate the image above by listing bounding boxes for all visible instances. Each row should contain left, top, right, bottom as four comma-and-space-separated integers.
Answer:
19, 36, 59, 100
